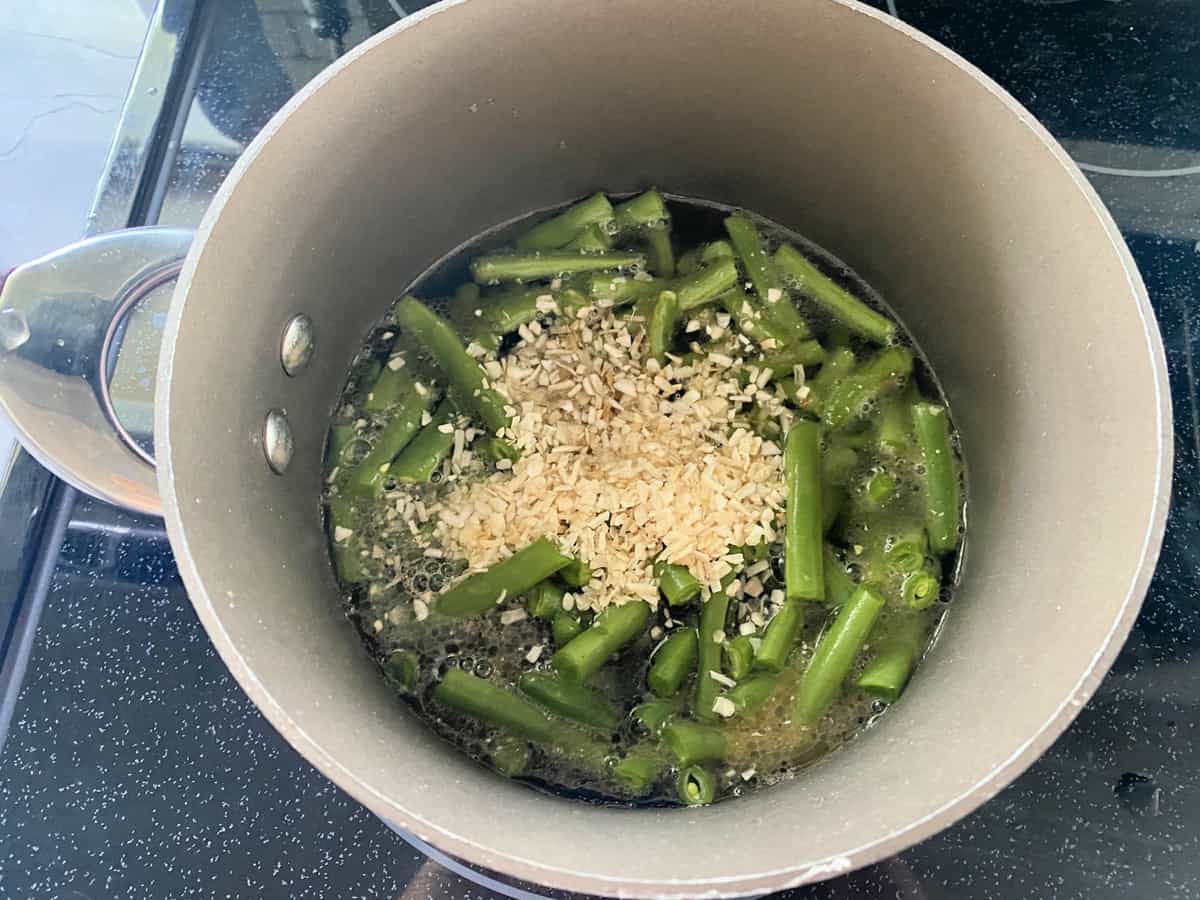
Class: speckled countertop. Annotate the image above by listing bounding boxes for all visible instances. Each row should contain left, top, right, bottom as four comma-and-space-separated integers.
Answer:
2, 1, 1200, 898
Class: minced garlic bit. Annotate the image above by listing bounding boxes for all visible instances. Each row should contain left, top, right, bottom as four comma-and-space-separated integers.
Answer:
333, 525, 354, 543
429, 305, 785, 611
387, 355, 406, 371
413, 598, 429, 621
711, 697, 736, 718
525, 644, 544, 663
500, 608, 527, 625
709, 670, 736, 689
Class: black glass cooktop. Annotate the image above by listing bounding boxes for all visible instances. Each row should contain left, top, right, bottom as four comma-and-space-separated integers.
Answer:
2, 2, 1198, 897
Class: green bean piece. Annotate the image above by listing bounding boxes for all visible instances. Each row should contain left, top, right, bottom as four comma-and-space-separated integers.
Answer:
517, 192, 614, 250
648, 290, 680, 364
490, 736, 532, 777
454, 281, 481, 305
662, 720, 727, 767
755, 600, 803, 673
656, 562, 702, 607
471, 251, 645, 284
877, 394, 913, 454
724, 214, 810, 339
674, 258, 739, 311
381, 650, 418, 694
727, 674, 776, 715
363, 364, 414, 413
719, 290, 792, 348
327, 424, 355, 472
701, 240, 735, 264
693, 591, 731, 720
344, 389, 435, 497
393, 296, 510, 434
614, 190, 668, 231
723, 634, 755, 681
822, 347, 913, 430
527, 580, 566, 620
648, 628, 699, 698
387, 400, 456, 484
676, 248, 700, 276
552, 600, 651, 682
552, 612, 583, 646
774, 244, 897, 345
586, 272, 663, 308
645, 227, 676, 278
470, 288, 545, 337
785, 421, 824, 601
794, 584, 887, 724
436, 537, 571, 618
677, 765, 717, 806
518, 672, 621, 730
477, 435, 521, 465
759, 341, 828, 376
631, 700, 676, 736
565, 222, 613, 252
913, 402, 962, 554
903, 568, 940, 610
613, 746, 663, 796
886, 527, 928, 575
327, 497, 366, 582
822, 483, 845, 534
435, 668, 560, 742
824, 545, 857, 607
805, 347, 856, 417
558, 557, 592, 588
857, 612, 930, 703
864, 470, 897, 508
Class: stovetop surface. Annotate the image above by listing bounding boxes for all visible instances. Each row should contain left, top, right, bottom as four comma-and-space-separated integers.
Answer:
2, 1, 1199, 898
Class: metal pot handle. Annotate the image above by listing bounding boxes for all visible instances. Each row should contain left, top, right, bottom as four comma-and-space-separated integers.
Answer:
0, 227, 194, 517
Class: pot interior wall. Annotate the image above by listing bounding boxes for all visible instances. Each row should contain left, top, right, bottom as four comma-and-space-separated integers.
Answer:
159, 0, 1167, 893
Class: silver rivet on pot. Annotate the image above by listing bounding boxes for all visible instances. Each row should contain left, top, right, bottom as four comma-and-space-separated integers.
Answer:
280, 313, 315, 376
263, 409, 294, 474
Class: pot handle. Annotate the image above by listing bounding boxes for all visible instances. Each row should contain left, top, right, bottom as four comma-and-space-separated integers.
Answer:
0, 227, 194, 517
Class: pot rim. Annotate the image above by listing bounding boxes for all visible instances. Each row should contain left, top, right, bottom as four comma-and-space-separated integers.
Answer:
157, 0, 1174, 895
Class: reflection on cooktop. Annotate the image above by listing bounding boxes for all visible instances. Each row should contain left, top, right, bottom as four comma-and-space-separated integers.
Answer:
885, 0, 1200, 175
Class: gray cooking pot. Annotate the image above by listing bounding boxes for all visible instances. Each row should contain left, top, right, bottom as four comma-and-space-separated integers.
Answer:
0, 0, 1172, 895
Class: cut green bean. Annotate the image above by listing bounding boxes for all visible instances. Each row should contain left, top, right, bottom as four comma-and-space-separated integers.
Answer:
674, 258, 739, 311
662, 720, 727, 767
785, 421, 824, 601
755, 600, 803, 673
805, 347, 856, 417
885, 527, 928, 576
454, 282, 481, 305
472, 251, 645, 284
719, 289, 792, 348
822, 347, 913, 430
631, 700, 677, 736
902, 568, 940, 610
857, 612, 930, 703
613, 745, 663, 796
393, 296, 510, 434
759, 341, 828, 377
645, 226, 676, 278
328, 497, 366, 583
727, 674, 776, 715
913, 402, 962, 554
676, 248, 700, 276
558, 557, 592, 588
794, 584, 886, 724
823, 545, 857, 607
693, 591, 731, 720
723, 634, 755, 681
701, 240, 735, 264
382, 650, 418, 693
863, 470, 897, 508
774, 244, 896, 345
565, 222, 613, 252
527, 580, 566, 620
363, 364, 414, 413
477, 435, 521, 465
387, 400, 456, 484
647, 290, 680, 363
552, 600, 651, 682
490, 736, 532, 777
435, 667, 560, 743
656, 562, 701, 607
436, 537, 571, 617
327, 423, 355, 472
517, 193, 614, 250
877, 394, 913, 454
585, 272, 663, 308
724, 214, 810, 338
344, 388, 435, 497
614, 190, 668, 231
518, 672, 621, 730
552, 612, 583, 646
648, 628, 698, 698
677, 765, 717, 806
